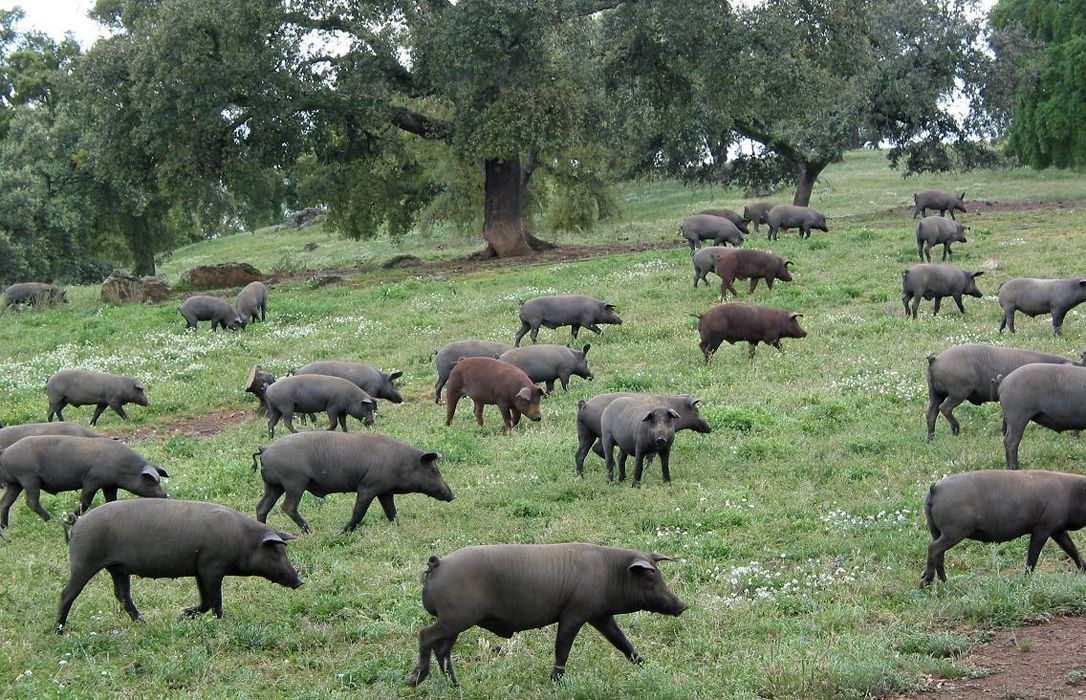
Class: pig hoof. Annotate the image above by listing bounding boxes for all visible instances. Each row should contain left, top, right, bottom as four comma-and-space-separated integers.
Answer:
341, 526, 355, 534
181, 607, 202, 618
631, 481, 641, 488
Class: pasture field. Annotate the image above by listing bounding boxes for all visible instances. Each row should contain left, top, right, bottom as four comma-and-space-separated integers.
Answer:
3, 150, 1086, 698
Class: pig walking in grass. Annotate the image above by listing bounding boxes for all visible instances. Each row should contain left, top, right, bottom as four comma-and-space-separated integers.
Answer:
901, 264, 984, 319
997, 363, 1086, 470
695, 303, 807, 362
235, 281, 268, 324
180, 295, 245, 331
743, 202, 776, 233
575, 393, 711, 475
498, 344, 593, 393
925, 344, 1084, 442
408, 543, 687, 686
444, 357, 545, 431
0, 436, 168, 530
698, 208, 751, 235
713, 249, 793, 300
0, 422, 100, 449
4, 282, 66, 309
912, 190, 966, 219
766, 205, 828, 240
263, 375, 377, 437
998, 277, 1086, 336
920, 470, 1086, 586
46, 369, 148, 425
432, 340, 514, 404
253, 432, 454, 533
691, 246, 729, 288
601, 398, 678, 487
293, 361, 404, 403
916, 216, 968, 262
55, 499, 303, 631
514, 295, 621, 346
679, 214, 745, 252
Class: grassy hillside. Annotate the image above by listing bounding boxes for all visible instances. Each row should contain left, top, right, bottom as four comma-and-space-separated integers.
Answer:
3, 151, 1086, 698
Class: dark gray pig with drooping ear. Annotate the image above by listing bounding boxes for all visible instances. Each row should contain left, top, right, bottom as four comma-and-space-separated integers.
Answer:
766, 205, 828, 240
263, 374, 377, 437
997, 363, 1086, 470
180, 295, 245, 331
0, 422, 101, 449
679, 214, 745, 252
46, 369, 149, 425
698, 208, 751, 235
691, 246, 729, 288
4, 282, 66, 308
252, 431, 454, 533
901, 264, 984, 319
432, 340, 515, 404
601, 397, 678, 487
998, 277, 1086, 336
236, 281, 268, 324
912, 189, 966, 219
292, 360, 404, 403
916, 216, 968, 262
408, 543, 687, 686
742, 202, 775, 232
920, 469, 1086, 587
498, 344, 592, 393
924, 343, 1083, 442
0, 435, 168, 530
55, 499, 303, 631
514, 295, 621, 346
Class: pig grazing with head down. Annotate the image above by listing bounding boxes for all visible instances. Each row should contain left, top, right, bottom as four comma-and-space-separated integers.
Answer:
253, 431, 453, 533
47, 369, 148, 425
916, 216, 968, 262
901, 264, 984, 319
0, 422, 100, 449
698, 208, 751, 235
766, 205, 828, 240
4, 282, 66, 309
263, 374, 377, 437
743, 202, 776, 233
696, 303, 807, 362
498, 344, 592, 393
925, 344, 1083, 442
514, 295, 621, 346
601, 398, 678, 487
714, 249, 793, 300
293, 360, 404, 403
0, 436, 168, 530
679, 214, 745, 252
408, 543, 686, 686
921, 470, 1086, 586
55, 499, 303, 631
235, 281, 268, 324
432, 340, 514, 404
912, 189, 966, 219
444, 357, 545, 431
998, 363, 1086, 470
691, 246, 729, 288
998, 277, 1086, 336
180, 295, 245, 331
575, 393, 711, 475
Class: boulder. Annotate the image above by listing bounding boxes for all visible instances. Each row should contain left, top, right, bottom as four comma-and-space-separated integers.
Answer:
100, 273, 172, 304
180, 263, 263, 290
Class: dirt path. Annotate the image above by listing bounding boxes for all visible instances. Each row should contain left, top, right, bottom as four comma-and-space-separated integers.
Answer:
904, 616, 1086, 699
100, 408, 253, 442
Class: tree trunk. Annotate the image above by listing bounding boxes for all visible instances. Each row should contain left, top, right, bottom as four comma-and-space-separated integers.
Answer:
126, 216, 157, 276
478, 156, 555, 258
792, 161, 825, 207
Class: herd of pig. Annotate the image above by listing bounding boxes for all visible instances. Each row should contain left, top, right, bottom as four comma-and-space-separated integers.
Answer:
3, 186, 1086, 685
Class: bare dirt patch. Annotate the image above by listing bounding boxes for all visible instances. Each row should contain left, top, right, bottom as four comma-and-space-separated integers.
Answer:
967, 200, 1086, 214
101, 408, 253, 442
905, 616, 1086, 699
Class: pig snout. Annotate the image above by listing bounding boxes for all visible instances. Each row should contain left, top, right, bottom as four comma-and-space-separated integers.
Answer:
654, 436, 668, 447
668, 598, 689, 616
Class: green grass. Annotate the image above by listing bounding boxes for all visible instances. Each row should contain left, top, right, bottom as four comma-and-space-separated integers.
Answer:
3, 150, 1086, 698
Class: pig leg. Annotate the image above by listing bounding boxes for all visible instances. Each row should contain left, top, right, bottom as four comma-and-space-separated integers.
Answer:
932, 296, 943, 316
1051, 531, 1086, 570
108, 566, 142, 621
631, 450, 646, 488
1053, 309, 1066, 336
570, 324, 581, 339
184, 572, 225, 618
281, 491, 311, 533
942, 243, 951, 261
90, 403, 109, 425
0, 483, 23, 528
559, 374, 570, 391
77, 484, 99, 514
999, 307, 1013, 333
410, 620, 463, 686
434, 373, 447, 404
445, 393, 461, 425
603, 436, 617, 483
747, 342, 757, 360
937, 397, 963, 436
590, 616, 642, 664
498, 404, 514, 432
282, 411, 298, 433
474, 400, 487, 427
660, 446, 672, 483
951, 294, 965, 314
48, 398, 68, 422
574, 430, 595, 476
378, 494, 398, 523
510, 408, 523, 427
256, 482, 284, 523
267, 409, 281, 438
920, 533, 963, 586
55, 563, 101, 632
331, 412, 344, 431
109, 401, 129, 421
908, 295, 921, 318
748, 278, 759, 295
102, 486, 117, 502
551, 615, 587, 681
926, 391, 945, 442
514, 321, 532, 346
1003, 416, 1028, 469
617, 451, 629, 482
546, 379, 557, 393
1025, 531, 1051, 571
23, 482, 52, 522
343, 489, 377, 532
585, 323, 603, 335
434, 634, 460, 685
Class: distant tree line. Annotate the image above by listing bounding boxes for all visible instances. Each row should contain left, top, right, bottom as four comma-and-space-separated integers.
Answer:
0, 0, 1073, 282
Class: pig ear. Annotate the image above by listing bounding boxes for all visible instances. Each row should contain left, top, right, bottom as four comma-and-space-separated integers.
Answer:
959, 191, 966, 201
389, 371, 403, 381
261, 532, 287, 547
421, 451, 442, 466
789, 313, 804, 319
1079, 280, 1086, 288
784, 260, 794, 267
516, 387, 532, 401
640, 410, 655, 422
650, 553, 676, 563
667, 409, 680, 419
582, 344, 590, 355
971, 271, 985, 278
134, 382, 145, 391
140, 466, 161, 483
154, 465, 170, 478
688, 397, 703, 407
362, 398, 376, 407
276, 531, 296, 542
603, 303, 617, 311
628, 559, 656, 574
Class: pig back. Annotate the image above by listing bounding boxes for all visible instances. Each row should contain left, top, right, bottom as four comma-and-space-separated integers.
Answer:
266, 374, 368, 411
930, 470, 1086, 538
259, 432, 413, 492
436, 340, 514, 372
0, 422, 100, 449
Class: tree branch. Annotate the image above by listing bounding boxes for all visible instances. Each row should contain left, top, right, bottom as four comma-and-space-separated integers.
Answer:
390, 106, 451, 140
